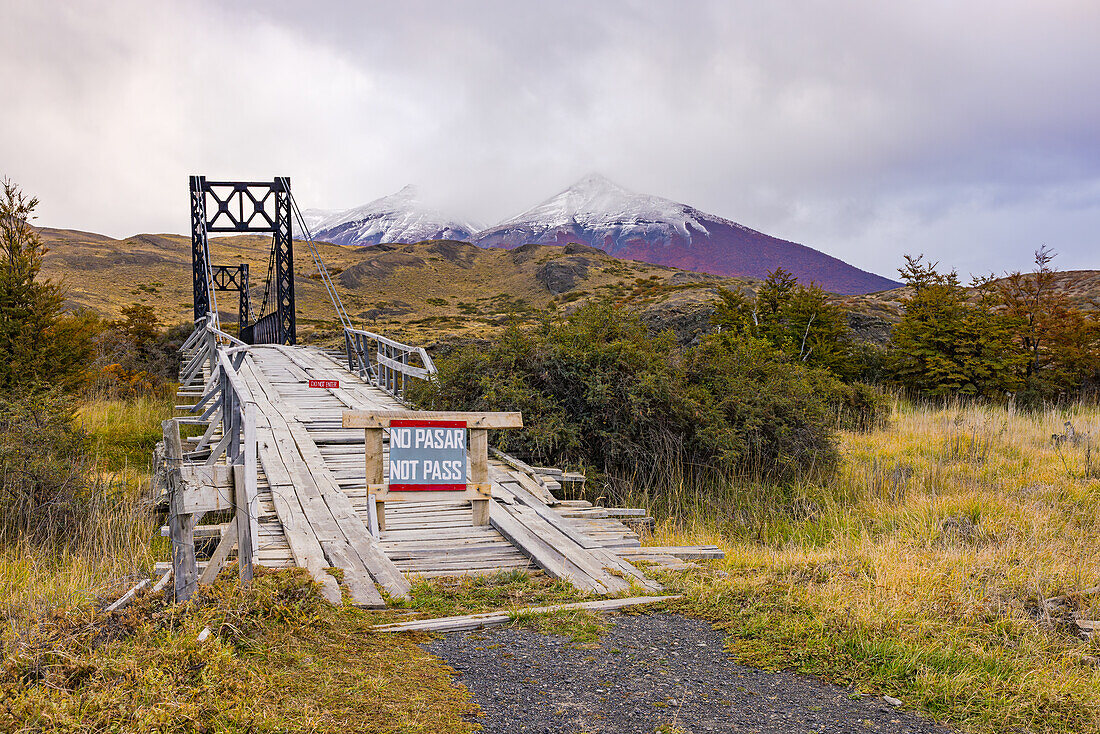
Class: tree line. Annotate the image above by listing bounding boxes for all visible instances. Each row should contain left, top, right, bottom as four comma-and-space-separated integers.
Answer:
0, 179, 181, 548
0, 179, 184, 396
714, 250, 1099, 404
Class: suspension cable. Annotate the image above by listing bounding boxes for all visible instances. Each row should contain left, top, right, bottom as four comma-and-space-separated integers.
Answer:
254, 232, 277, 319
279, 177, 354, 332
198, 194, 220, 333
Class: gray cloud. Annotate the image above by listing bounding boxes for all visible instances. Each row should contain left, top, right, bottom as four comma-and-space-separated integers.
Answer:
1, 0, 1098, 278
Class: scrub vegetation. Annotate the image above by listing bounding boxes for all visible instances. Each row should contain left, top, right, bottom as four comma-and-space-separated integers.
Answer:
657, 399, 1100, 734
4, 177, 1100, 732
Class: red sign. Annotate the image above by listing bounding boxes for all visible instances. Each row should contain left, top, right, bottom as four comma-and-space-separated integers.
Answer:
388, 419, 468, 491
308, 379, 339, 389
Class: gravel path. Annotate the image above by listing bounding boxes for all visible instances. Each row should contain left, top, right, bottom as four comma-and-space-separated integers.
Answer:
424, 613, 951, 734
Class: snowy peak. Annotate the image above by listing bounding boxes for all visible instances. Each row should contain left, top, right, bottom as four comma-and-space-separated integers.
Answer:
476, 174, 719, 253
495, 174, 713, 240
308, 186, 479, 246
474, 174, 899, 295
301, 175, 899, 295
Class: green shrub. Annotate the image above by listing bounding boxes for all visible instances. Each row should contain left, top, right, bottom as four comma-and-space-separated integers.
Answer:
829, 381, 891, 433
0, 180, 98, 392
412, 303, 885, 486
0, 391, 94, 547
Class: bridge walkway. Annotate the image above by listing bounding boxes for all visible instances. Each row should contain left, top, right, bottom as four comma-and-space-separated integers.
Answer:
181, 343, 666, 607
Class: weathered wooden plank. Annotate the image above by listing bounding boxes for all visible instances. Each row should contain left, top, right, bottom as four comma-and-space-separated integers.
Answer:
372, 595, 680, 633
343, 410, 523, 429
235, 364, 342, 604
178, 465, 233, 513
245, 356, 409, 600
489, 450, 556, 504
164, 419, 198, 603
106, 579, 151, 612
488, 501, 606, 594
510, 504, 635, 594
617, 545, 725, 560
198, 521, 238, 585
320, 540, 386, 608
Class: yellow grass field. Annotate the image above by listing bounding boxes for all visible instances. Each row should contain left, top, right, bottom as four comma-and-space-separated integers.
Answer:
656, 400, 1100, 732
4, 395, 1100, 732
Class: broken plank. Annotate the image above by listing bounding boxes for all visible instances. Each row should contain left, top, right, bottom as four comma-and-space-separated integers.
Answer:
372, 595, 680, 633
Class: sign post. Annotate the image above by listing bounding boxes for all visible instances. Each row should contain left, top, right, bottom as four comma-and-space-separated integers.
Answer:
342, 410, 523, 531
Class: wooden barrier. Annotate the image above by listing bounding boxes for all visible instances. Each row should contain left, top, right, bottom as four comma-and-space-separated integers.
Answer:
343, 410, 523, 530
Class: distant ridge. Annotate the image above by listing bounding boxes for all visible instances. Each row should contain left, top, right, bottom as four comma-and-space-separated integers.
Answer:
303, 175, 899, 295
473, 174, 899, 295
305, 185, 480, 246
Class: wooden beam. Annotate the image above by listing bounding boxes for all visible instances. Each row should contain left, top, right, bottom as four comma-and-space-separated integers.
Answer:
178, 465, 234, 513
234, 455, 256, 583
198, 521, 238, 585
320, 540, 386, 608
105, 579, 151, 612
372, 595, 680, 633
488, 501, 604, 594
376, 351, 432, 380
242, 358, 409, 600
343, 410, 523, 429
617, 545, 725, 560
164, 419, 198, 602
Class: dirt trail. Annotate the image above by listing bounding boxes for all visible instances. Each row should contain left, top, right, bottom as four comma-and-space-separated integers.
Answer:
425, 613, 950, 734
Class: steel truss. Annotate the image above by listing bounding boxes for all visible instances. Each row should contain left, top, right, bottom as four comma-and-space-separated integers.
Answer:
189, 176, 295, 345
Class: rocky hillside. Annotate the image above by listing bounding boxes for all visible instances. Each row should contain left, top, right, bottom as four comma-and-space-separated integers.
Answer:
38, 227, 1092, 350
296, 174, 899, 295
474, 174, 899, 295
37, 228, 755, 345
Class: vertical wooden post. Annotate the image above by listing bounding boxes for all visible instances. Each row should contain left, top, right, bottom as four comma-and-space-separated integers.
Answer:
233, 464, 252, 582
469, 428, 489, 526
364, 427, 386, 532
164, 419, 198, 601
236, 402, 258, 583
205, 327, 217, 380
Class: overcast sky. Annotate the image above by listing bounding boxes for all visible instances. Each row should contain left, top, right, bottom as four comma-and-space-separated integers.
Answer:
2, 1, 1098, 279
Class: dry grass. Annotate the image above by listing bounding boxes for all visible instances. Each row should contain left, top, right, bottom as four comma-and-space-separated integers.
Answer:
8, 384, 1100, 731
1, 568, 479, 733
646, 400, 1100, 733
0, 393, 174, 633
36, 227, 758, 344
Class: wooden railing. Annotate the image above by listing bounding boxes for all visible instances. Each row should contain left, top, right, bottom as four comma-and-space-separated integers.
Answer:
178, 314, 247, 391
165, 319, 258, 601
344, 327, 437, 402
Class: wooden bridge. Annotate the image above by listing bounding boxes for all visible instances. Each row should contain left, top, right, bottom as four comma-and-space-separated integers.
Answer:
156, 319, 721, 606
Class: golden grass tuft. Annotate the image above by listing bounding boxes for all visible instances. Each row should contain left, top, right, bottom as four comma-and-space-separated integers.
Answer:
2, 568, 479, 733
650, 399, 1100, 733
0, 392, 174, 633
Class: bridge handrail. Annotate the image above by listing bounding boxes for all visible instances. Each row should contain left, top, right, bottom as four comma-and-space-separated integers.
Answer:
169, 316, 260, 601
209, 324, 248, 348
343, 327, 437, 402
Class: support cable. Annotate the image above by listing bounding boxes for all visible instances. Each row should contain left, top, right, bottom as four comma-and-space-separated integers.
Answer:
278, 177, 353, 332
199, 208, 221, 334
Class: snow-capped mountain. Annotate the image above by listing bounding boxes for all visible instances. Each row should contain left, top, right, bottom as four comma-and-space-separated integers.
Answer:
305, 186, 479, 246
474, 174, 898, 295
298, 208, 332, 235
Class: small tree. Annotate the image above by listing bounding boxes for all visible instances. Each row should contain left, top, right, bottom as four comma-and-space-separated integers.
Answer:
120, 303, 160, 360
0, 179, 97, 392
996, 247, 1100, 400
889, 255, 1024, 399
713, 268, 855, 377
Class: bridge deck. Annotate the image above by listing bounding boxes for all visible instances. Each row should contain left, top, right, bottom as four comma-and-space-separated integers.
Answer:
178, 343, 676, 606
